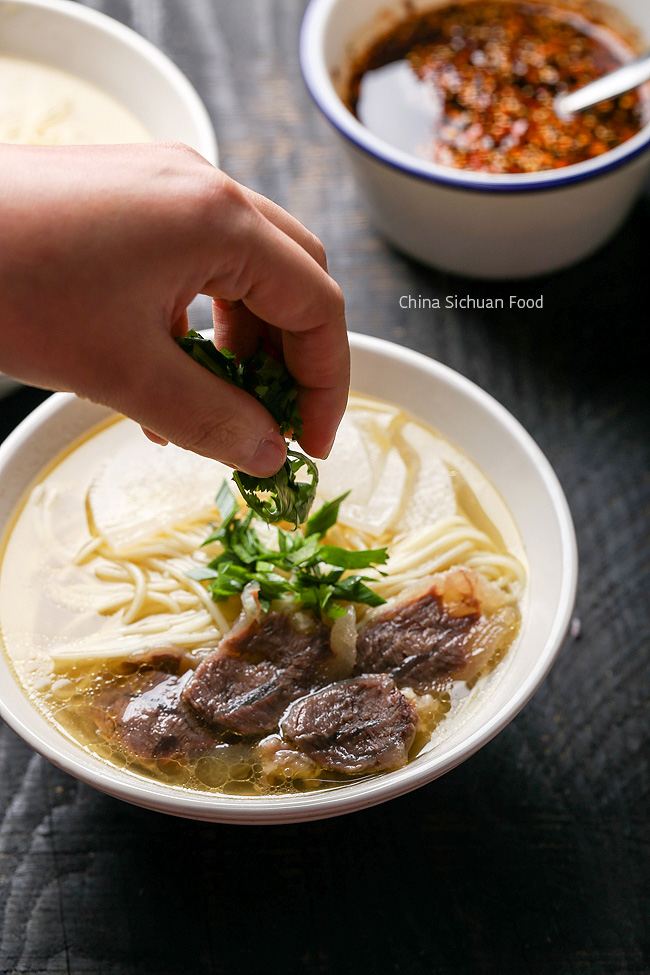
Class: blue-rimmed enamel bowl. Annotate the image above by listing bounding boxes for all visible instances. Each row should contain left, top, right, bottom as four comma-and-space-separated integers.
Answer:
300, 0, 650, 278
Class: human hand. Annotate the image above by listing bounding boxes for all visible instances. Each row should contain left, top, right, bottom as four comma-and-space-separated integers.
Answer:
0, 141, 349, 475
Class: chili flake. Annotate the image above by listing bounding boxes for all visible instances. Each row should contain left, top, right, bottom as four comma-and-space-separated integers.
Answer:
345, 1, 646, 173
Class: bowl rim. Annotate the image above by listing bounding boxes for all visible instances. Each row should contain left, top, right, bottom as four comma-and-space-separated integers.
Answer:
0, 333, 578, 823
299, 0, 650, 194
0, 0, 219, 166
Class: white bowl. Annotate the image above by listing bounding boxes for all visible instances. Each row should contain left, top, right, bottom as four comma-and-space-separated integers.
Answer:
0, 0, 218, 162
300, 0, 650, 278
0, 0, 219, 398
0, 333, 577, 823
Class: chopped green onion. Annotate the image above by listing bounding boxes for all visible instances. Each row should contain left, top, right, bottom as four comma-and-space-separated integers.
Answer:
176, 330, 317, 526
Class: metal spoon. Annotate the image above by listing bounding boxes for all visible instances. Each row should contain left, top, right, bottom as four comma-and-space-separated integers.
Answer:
555, 51, 650, 118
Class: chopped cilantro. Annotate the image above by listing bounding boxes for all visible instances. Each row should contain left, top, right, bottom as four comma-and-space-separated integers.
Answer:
233, 449, 318, 527
187, 485, 388, 619
176, 330, 316, 526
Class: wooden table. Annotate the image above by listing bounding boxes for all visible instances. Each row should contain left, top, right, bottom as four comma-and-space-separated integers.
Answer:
1, 1, 648, 972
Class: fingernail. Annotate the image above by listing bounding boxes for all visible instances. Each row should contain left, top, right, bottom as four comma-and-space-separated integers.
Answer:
321, 436, 336, 460
142, 427, 169, 447
248, 438, 286, 476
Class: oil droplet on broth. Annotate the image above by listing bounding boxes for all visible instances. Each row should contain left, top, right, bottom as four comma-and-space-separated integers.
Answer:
194, 756, 229, 789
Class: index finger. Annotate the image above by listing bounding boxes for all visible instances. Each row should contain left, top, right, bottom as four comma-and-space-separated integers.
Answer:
200, 183, 350, 459
238, 185, 329, 272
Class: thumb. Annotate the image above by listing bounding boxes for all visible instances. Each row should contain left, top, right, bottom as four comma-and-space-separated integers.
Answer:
119, 335, 288, 476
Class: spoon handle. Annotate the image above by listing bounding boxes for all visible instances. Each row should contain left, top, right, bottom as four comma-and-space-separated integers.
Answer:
556, 52, 650, 116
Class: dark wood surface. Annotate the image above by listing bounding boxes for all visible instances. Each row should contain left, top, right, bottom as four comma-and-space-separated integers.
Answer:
1, 1, 649, 972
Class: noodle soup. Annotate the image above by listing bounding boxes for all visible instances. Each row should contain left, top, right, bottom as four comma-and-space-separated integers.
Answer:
0, 393, 526, 796
0, 55, 152, 145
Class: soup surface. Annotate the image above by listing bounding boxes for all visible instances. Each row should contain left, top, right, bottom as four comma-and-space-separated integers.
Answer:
0, 55, 151, 144
0, 395, 526, 796
344, 1, 646, 173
